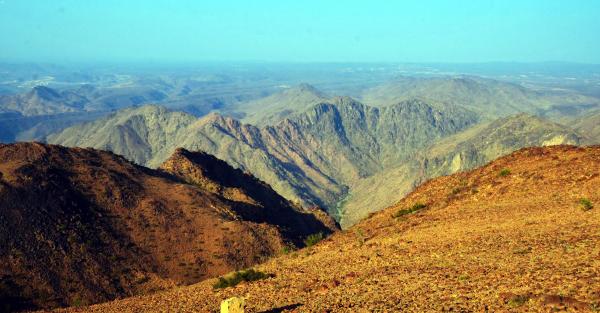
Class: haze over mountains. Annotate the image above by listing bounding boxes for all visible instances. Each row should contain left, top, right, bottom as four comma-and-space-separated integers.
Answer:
360, 76, 600, 118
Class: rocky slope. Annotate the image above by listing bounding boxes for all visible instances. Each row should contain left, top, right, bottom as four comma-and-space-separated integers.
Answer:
0, 143, 335, 311
48, 100, 480, 220
418, 113, 588, 177
47, 106, 197, 165
56, 145, 600, 312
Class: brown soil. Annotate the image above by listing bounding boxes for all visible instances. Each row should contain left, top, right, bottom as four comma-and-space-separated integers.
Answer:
55, 145, 599, 312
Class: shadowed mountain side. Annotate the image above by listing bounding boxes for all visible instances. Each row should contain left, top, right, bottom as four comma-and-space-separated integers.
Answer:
0, 143, 336, 311
159, 148, 339, 240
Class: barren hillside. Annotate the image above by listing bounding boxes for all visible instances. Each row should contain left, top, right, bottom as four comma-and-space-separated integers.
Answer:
57, 145, 600, 312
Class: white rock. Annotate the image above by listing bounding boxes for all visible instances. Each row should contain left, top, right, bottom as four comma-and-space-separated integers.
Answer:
220, 296, 245, 313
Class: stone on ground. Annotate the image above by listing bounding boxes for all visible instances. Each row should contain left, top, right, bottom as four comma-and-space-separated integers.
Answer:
220, 297, 245, 313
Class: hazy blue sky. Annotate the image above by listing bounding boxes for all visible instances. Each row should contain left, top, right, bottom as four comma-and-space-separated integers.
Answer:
0, 0, 599, 63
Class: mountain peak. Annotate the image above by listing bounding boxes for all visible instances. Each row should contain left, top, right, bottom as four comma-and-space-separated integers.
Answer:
329, 95, 362, 106
28, 85, 61, 100
160, 147, 338, 238
293, 83, 324, 96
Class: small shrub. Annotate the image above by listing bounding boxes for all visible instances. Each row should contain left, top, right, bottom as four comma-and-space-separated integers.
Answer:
354, 228, 366, 246
580, 198, 593, 211
304, 232, 324, 247
512, 247, 532, 255
507, 295, 529, 308
281, 245, 295, 255
212, 269, 273, 289
393, 203, 426, 218
499, 168, 511, 177
71, 297, 85, 307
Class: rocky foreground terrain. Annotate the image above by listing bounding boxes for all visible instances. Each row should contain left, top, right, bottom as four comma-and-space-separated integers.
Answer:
53, 145, 600, 312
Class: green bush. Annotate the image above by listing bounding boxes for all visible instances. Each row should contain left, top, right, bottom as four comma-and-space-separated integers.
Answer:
212, 269, 272, 289
304, 232, 324, 247
580, 198, 593, 211
393, 203, 426, 218
281, 245, 295, 255
499, 168, 511, 177
507, 295, 529, 308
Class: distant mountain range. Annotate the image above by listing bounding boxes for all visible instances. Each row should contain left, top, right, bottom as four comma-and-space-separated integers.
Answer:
48, 98, 480, 221
0, 143, 335, 311
48, 86, 595, 227
0, 84, 171, 142
360, 76, 600, 118
0, 85, 168, 116
0, 75, 594, 228
2, 75, 598, 142
235, 83, 328, 126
